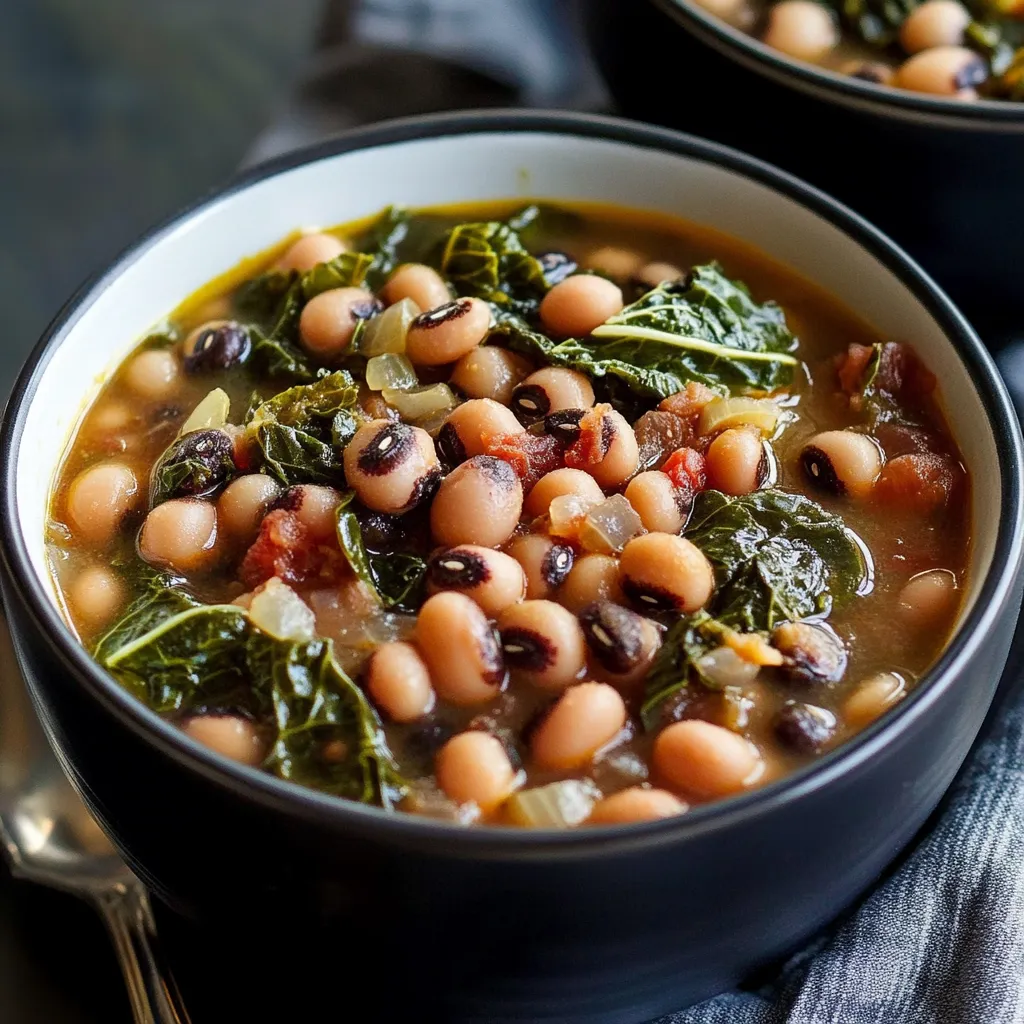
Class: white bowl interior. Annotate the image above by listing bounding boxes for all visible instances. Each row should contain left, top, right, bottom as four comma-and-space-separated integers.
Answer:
17, 130, 999, 630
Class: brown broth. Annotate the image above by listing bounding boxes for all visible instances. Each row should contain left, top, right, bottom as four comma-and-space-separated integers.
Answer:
46, 200, 970, 824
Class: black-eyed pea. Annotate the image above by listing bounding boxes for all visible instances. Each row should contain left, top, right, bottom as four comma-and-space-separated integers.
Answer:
217, 474, 281, 543
498, 599, 587, 690
582, 246, 643, 281
430, 456, 523, 548
415, 592, 506, 705
763, 0, 838, 60
800, 430, 882, 498
405, 298, 491, 366
530, 681, 627, 770
65, 462, 140, 546
299, 287, 378, 359
124, 349, 180, 401
511, 368, 595, 424
139, 498, 219, 573
634, 261, 684, 289
772, 621, 847, 683
587, 787, 686, 825
182, 321, 251, 372
539, 274, 625, 338
277, 232, 346, 272
624, 471, 688, 533
706, 428, 765, 496
579, 600, 662, 688
895, 45, 986, 98
67, 566, 125, 632
843, 672, 906, 729
443, 398, 524, 459
558, 554, 625, 614
900, 0, 970, 54
343, 420, 440, 515
427, 545, 525, 616
272, 483, 343, 542
653, 720, 763, 800
451, 346, 533, 405
578, 408, 640, 490
524, 467, 604, 519
897, 569, 958, 631
773, 702, 837, 754
619, 533, 715, 613
182, 714, 265, 766
435, 731, 519, 812
383, 263, 451, 311
505, 534, 575, 600
366, 641, 436, 722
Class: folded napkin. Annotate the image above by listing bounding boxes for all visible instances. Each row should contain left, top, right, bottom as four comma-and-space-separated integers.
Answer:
255, 5, 1024, 1021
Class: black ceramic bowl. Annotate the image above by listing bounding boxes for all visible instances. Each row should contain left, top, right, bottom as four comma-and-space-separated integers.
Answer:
584, 0, 1024, 338
1, 112, 1021, 1023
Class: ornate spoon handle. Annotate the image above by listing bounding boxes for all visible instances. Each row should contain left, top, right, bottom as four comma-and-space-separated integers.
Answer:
94, 882, 192, 1024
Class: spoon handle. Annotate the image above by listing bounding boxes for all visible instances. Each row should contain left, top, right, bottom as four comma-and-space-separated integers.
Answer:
94, 883, 192, 1024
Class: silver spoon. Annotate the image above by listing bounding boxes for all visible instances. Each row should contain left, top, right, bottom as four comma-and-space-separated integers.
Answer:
0, 608, 190, 1024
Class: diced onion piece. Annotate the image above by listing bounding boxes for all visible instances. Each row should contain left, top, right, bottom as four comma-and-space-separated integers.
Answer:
383, 383, 457, 423
359, 297, 420, 356
507, 779, 603, 828
180, 388, 230, 435
414, 408, 455, 437
548, 492, 602, 540
249, 577, 316, 642
578, 494, 644, 554
366, 353, 417, 392
699, 397, 781, 437
695, 645, 760, 689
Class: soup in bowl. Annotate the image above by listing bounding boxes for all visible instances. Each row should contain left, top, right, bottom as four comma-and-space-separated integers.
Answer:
1, 113, 1020, 1021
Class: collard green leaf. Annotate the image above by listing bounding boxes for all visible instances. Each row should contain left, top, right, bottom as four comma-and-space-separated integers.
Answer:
98, 598, 406, 807
247, 371, 359, 486
249, 325, 318, 383
685, 489, 867, 631
822, 0, 917, 46
585, 266, 799, 395
300, 252, 373, 301
102, 604, 250, 713
335, 492, 428, 612
440, 217, 549, 316
234, 270, 294, 326
93, 573, 200, 665
246, 632, 406, 807
491, 264, 798, 404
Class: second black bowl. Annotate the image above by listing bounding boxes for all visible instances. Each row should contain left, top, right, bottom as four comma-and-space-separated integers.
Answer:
585, 0, 1024, 338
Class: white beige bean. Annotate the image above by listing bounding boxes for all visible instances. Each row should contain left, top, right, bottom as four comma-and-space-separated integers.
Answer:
540, 275, 624, 338
843, 672, 906, 729
67, 566, 125, 632
706, 428, 764, 496
653, 720, 763, 800
405, 298, 491, 366
427, 545, 526, 616
763, 0, 838, 60
558, 554, 625, 614
530, 681, 627, 770
619, 533, 715, 613
366, 641, 436, 722
587, 787, 686, 825
896, 46, 986, 98
624, 471, 687, 534
524, 467, 605, 520
898, 569, 959, 631
444, 398, 524, 459
498, 600, 587, 690
277, 232, 346, 272
430, 456, 523, 548
65, 462, 139, 546
139, 498, 219, 573
435, 732, 518, 812
183, 714, 265, 766
900, 0, 969, 54
383, 263, 451, 312
124, 349, 180, 401
343, 420, 439, 514
299, 287, 376, 359
511, 368, 595, 423
217, 474, 281, 543
450, 346, 532, 405
506, 534, 575, 600
414, 592, 506, 705
801, 430, 882, 498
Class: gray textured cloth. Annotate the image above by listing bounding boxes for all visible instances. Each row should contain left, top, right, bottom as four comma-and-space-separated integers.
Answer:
253, 3, 1024, 1021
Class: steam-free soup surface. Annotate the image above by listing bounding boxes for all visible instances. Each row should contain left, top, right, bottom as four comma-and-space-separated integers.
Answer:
47, 201, 969, 828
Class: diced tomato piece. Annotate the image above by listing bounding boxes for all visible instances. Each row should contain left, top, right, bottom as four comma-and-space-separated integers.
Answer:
873, 453, 958, 514
634, 410, 697, 469
662, 447, 707, 493
565, 404, 612, 471
482, 430, 563, 490
837, 343, 874, 394
659, 382, 718, 418
240, 509, 345, 588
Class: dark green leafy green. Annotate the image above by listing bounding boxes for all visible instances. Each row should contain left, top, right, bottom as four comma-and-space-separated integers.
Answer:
102, 604, 250, 713
822, 0, 917, 45
685, 489, 868, 631
98, 597, 405, 806
247, 371, 359, 485
492, 264, 798, 404
335, 492, 428, 613
640, 612, 729, 730
440, 216, 549, 316
247, 631, 406, 806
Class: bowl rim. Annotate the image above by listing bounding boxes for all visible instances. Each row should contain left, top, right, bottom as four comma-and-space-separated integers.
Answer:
651, 0, 1024, 130
1, 108, 1021, 856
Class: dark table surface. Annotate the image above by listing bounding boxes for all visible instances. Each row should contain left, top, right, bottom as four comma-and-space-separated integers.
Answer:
2, 2, 1022, 1022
